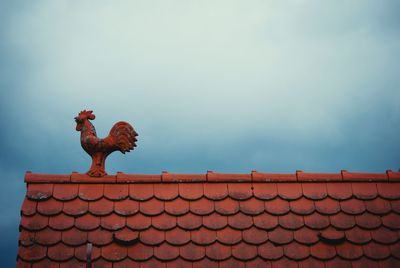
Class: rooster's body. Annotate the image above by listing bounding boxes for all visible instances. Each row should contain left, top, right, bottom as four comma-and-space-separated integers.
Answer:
75, 110, 138, 177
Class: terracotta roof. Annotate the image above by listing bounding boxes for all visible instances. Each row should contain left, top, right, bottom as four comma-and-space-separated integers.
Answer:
18, 171, 400, 267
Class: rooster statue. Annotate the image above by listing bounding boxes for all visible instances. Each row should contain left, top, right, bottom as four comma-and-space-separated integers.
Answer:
74, 110, 138, 177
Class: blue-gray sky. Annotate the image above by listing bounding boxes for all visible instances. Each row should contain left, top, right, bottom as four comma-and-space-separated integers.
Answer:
1, 1, 399, 265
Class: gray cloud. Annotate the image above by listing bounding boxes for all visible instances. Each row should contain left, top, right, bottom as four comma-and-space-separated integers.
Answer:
1, 1, 399, 266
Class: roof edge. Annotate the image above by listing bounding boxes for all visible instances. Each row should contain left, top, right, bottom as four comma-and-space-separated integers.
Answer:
24, 170, 400, 183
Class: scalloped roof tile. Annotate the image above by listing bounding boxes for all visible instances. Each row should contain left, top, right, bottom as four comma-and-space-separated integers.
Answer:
17, 171, 400, 267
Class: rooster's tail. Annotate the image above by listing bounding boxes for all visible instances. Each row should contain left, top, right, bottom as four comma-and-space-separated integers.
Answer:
109, 121, 138, 153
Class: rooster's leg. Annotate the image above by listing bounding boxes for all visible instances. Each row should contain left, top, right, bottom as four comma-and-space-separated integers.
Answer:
87, 152, 108, 177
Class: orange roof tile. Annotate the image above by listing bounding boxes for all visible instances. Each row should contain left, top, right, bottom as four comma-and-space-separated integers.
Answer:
17, 171, 400, 267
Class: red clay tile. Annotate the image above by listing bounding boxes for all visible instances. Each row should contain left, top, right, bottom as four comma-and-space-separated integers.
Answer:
190, 198, 214, 215
246, 257, 272, 268
326, 183, 352, 200
215, 198, 239, 215
16, 259, 31, 267
129, 184, 153, 201
365, 198, 391, 215
391, 199, 400, 213
101, 243, 128, 261
297, 172, 342, 182
228, 213, 253, 230
330, 213, 355, 230
355, 213, 381, 229
206, 242, 231, 261
253, 213, 278, 230
319, 227, 345, 241
18, 244, 46, 262
71, 173, 115, 183
74, 244, 101, 261
271, 258, 299, 268
203, 183, 228, 200
277, 183, 302, 200
379, 257, 400, 268
268, 227, 293, 245
377, 183, 400, 199
219, 258, 246, 268
154, 243, 179, 261
163, 173, 206, 183
88, 228, 113, 246
179, 183, 203, 200
265, 198, 290, 215
78, 184, 103, 201
325, 259, 352, 268
114, 227, 138, 242
363, 242, 390, 260
21, 198, 36, 216
310, 242, 336, 260
232, 242, 257, 260
240, 198, 264, 215
114, 199, 139, 216
63, 198, 88, 216
101, 214, 126, 230
389, 243, 400, 258
203, 212, 227, 230
19, 229, 35, 247
191, 227, 217, 245
340, 199, 366, 214
165, 198, 189, 216
228, 183, 253, 200
303, 213, 330, 230
283, 242, 310, 260
371, 227, 398, 244
252, 183, 277, 200
298, 258, 325, 268
179, 242, 205, 261
259, 243, 284, 261
208, 172, 251, 182
89, 198, 114, 216
165, 227, 190, 245
48, 214, 74, 231
302, 183, 327, 200
53, 184, 78, 201
192, 258, 218, 268
27, 184, 53, 201
91, 258, 112, 268
252, 172, 296, 182
342, 172, 387, 182
336, 242, 363, 260
152, 214, 176, 230
126, 213, 151, 230
314, 198, 340, 215
140, 228, 165, 245
117, 173, 161, 183
113, 259, 140, 268
62, 228, 87, 246
290, 198, 315, 215
242, 227, 268, 245
20, 214, 48, 231
75, 213, 100, 231
293, 227, 319, 245
60, 259, 86, 268
279, 214, 304, 230
127, 243, 153, 261
177, 213, 202, 230
103, 184, 128, 200
382, 213, 400, 229
35, 228, 61, 245
353, 257, 381, 268
140, 198, 164, 216
154, 183, 179, 201
48, 243, 74, 261
216, 227, 241, 245
352, 183, 378, 200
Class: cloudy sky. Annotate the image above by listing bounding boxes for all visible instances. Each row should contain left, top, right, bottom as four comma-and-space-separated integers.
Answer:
1, 1, 399, 265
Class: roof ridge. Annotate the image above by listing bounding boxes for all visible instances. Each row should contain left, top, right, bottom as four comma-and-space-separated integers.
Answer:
24, 170, 400, 183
